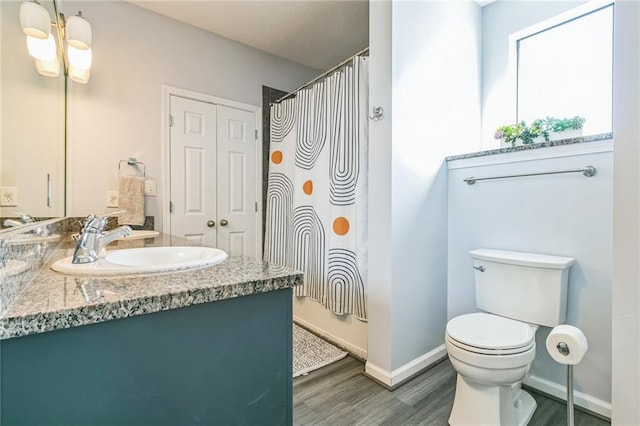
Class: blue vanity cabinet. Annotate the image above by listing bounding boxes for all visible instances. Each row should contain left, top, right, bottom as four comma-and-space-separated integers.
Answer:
0, 288, 293, 425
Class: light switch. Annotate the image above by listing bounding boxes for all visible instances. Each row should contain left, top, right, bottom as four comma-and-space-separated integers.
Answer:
0, 187, 18, 207
144, 180, 157, 196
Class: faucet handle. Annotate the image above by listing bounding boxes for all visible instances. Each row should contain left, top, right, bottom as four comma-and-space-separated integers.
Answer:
81, 214, 107, 233
81, 214, 95, 227
80, 210, 129, 234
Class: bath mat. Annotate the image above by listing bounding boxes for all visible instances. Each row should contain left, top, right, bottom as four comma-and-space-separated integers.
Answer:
293, 323, 347, 378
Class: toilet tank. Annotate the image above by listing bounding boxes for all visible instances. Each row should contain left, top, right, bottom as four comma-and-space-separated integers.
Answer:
470, 249, 575, 327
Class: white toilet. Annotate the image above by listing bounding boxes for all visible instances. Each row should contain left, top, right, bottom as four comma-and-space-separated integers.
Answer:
446, 248, 575, 426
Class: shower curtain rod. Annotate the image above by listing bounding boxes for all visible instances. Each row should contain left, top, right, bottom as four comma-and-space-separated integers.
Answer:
273, 46, 370, 104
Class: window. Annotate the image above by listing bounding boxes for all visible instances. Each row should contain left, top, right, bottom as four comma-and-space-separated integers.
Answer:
512, 1, 613, 136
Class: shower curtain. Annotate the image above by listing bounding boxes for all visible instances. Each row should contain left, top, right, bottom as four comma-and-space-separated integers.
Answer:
264, 56, 369, 320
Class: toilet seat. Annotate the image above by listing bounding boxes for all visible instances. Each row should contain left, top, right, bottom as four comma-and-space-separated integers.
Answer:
446, 313, 535, 355
447, 335, 535, 356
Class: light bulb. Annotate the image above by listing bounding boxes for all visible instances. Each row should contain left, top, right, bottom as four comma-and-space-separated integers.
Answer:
67, 46, 92, 70
19, 1, 51, 39
69, 66, 90, 84
35, 56, 60, 77
26, 34, 56, 61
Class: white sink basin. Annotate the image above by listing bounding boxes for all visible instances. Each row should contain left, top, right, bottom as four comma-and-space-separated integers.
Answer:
117, 230, 160, 241
51, 246, 228, 276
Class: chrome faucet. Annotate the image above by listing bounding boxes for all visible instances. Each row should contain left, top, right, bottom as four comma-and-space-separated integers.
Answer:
72, 214, 132, 264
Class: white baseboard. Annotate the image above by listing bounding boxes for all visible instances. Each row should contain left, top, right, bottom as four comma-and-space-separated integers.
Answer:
523, 374, 611, 419
293, 315, 368, 360
365, 344, 448, 388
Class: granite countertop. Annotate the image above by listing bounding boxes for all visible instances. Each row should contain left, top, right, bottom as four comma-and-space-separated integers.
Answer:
446, 132, 613, 162
0, 233, 302, 340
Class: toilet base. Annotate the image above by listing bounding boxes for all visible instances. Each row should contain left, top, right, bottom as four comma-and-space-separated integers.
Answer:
448, 375, 537, 426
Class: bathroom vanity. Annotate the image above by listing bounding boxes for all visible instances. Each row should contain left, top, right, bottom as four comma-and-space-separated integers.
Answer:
0, 227, 302, 425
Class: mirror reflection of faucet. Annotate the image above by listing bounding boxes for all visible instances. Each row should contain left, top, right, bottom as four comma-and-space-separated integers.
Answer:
72, 212, 132, 264
3, 212, 50, 236
3, 219, 24, 228
74, 277, 125, 303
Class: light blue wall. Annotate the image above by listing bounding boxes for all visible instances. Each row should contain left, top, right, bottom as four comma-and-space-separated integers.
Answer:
471, 2, 612, 412
447, 142, 613, 412
366, 0, 394, 374
367, 0, 483, 380
389, 0, 482, 370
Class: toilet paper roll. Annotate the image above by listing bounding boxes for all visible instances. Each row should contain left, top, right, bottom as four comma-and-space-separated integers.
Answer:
545, 325, 588, 365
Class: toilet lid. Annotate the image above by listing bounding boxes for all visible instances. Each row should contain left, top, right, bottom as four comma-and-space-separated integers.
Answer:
446, 312, 534, 351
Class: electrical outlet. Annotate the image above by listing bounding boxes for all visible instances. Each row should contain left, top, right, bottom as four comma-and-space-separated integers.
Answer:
106, 190, 119, 208
0, 187, 18, 207
144, 179, 157, 196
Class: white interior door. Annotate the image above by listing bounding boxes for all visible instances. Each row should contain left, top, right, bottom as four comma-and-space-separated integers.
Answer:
167, 92, 260, 256
216, 105, 259, 257
169, 95, 217, 246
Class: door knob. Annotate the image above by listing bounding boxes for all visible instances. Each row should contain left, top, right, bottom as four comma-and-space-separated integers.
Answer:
219, 219, 229, 226
207, 220, 215, 228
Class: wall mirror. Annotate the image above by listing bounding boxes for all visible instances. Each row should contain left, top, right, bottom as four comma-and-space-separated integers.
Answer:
0, 0, 66, 226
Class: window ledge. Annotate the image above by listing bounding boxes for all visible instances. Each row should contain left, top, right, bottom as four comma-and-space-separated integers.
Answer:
447, 133, 613, 169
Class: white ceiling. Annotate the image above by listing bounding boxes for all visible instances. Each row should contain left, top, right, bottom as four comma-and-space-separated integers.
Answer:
129, 0, 369, 71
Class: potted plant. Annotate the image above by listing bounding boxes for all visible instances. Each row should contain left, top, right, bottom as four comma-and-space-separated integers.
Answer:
495, 116, 585, 147
494, 121, 543, 146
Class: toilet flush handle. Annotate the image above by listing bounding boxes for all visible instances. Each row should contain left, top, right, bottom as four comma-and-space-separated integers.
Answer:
473, 265, 486, 272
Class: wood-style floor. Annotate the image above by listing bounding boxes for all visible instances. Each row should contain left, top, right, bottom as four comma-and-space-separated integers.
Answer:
293, 356, 610, 426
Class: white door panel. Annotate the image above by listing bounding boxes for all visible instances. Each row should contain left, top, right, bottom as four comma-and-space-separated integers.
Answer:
217, 105, 258, 257
169, 95, 217, 247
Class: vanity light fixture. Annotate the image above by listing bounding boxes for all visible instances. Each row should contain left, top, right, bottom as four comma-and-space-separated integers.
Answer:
66, 12, 92, 50
19, 0, 93, 83
65, 11, 92, 83
19, 0, 51, 39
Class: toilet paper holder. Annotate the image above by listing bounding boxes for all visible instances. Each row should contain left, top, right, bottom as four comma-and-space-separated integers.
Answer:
556, 341, 570, 356
547, 327, 588, 426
